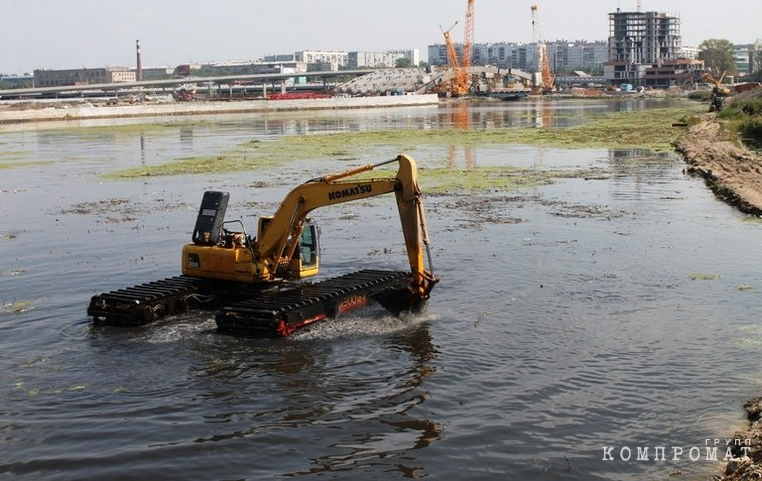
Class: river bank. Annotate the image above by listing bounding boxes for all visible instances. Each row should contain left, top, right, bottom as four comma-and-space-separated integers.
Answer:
676, 112, 762, 216
673, 91, 762, 481
717, 398, 762, 480
0, 93, 439, 124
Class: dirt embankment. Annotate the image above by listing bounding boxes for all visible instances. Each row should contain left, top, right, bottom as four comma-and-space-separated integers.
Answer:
675, 113, 762, 216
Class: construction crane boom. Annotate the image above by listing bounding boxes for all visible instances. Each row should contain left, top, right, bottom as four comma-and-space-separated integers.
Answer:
461, 0, 475, 94
437, 0, 475, 97
440, 21, 466, 96
531, 4, 554, 94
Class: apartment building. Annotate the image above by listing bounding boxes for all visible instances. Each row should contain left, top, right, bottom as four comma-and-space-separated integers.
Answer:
294, 51, 349, 71
428, 41, 607, 72
348, 49, 420, 69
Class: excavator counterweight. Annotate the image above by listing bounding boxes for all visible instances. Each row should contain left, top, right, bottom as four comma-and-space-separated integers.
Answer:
88, 154, 438, 337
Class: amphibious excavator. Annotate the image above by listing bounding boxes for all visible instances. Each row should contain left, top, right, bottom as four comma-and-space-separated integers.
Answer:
87, 154, 438, 337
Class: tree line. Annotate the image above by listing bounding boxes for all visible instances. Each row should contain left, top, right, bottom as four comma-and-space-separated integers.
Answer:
700, 38, 762, 81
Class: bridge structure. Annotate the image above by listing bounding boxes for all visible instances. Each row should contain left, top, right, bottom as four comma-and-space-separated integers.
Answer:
0, 69, 379, 100
1, 66, 543, 101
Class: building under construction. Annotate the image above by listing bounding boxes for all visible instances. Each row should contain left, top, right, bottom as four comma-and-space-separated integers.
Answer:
604, 8, 703, 88
608, 9, 681, 64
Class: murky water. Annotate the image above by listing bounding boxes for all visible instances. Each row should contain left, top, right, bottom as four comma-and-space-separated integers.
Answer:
2, 100, 761, 480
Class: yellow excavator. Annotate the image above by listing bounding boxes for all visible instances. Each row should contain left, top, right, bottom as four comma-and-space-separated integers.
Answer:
702, 71, 731, 112
88, 154, 438, 337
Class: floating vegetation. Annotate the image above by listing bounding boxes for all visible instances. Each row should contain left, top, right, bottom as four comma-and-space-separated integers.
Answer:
419, 167, 602, 194
0, 161, 54, 170
737, 285, 755, 292
688, 273, 721, 281
1, 269, 26, 277
4, 300, 33, 314
106, 106, 701, 179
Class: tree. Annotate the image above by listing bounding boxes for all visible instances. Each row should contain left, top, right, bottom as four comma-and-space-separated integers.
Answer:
395, 57, 413, 68
699, 38, 737, 77
752, 39, 762, 81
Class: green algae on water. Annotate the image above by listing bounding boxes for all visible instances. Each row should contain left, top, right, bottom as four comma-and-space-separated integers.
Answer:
106, 105, 702, 178
4, 300, 33, 314
688, 273, 721, 281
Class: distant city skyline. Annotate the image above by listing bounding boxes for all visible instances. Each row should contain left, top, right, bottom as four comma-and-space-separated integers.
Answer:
1, 0, 760, 74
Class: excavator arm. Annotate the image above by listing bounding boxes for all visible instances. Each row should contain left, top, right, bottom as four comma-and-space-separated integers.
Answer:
257, 154, 438, 302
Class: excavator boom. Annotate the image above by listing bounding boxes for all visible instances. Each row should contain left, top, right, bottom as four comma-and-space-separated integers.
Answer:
257, 154, 435, 299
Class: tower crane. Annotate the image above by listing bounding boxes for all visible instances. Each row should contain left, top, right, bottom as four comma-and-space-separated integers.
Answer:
531, 4, 554, 94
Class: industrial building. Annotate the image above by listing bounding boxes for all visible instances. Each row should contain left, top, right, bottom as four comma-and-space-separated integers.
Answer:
33, 66, 135, 87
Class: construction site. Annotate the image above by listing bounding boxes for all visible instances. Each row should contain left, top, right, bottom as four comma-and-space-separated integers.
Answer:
1, 1, 707, 106
341, 0, 544, 99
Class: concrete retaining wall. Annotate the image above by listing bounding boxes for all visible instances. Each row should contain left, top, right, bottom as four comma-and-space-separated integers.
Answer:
0, 94, 440, 124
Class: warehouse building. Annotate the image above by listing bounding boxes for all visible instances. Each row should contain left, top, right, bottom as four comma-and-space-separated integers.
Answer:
33, 66, 135, 87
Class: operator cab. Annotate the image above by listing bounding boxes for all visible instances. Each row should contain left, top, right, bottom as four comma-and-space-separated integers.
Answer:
258, 217, 320, 279
297, 220, 319, 271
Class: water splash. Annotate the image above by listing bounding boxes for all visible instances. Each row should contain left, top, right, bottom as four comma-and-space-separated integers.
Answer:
290, 307, 439, 342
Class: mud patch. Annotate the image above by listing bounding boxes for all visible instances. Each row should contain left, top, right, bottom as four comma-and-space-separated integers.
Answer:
432, 194, 526, 230
55, 197, 191, 223
537, 197, 631, 220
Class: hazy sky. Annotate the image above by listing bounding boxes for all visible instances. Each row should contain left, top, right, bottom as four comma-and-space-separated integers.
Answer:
2, 0, 760, 74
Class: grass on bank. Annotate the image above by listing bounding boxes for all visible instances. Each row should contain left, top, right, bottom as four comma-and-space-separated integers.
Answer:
718, 96, 762, 149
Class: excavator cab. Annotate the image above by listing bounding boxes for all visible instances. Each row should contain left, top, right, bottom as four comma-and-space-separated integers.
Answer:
258, 216, 320, 280
289, 219, 319, 278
